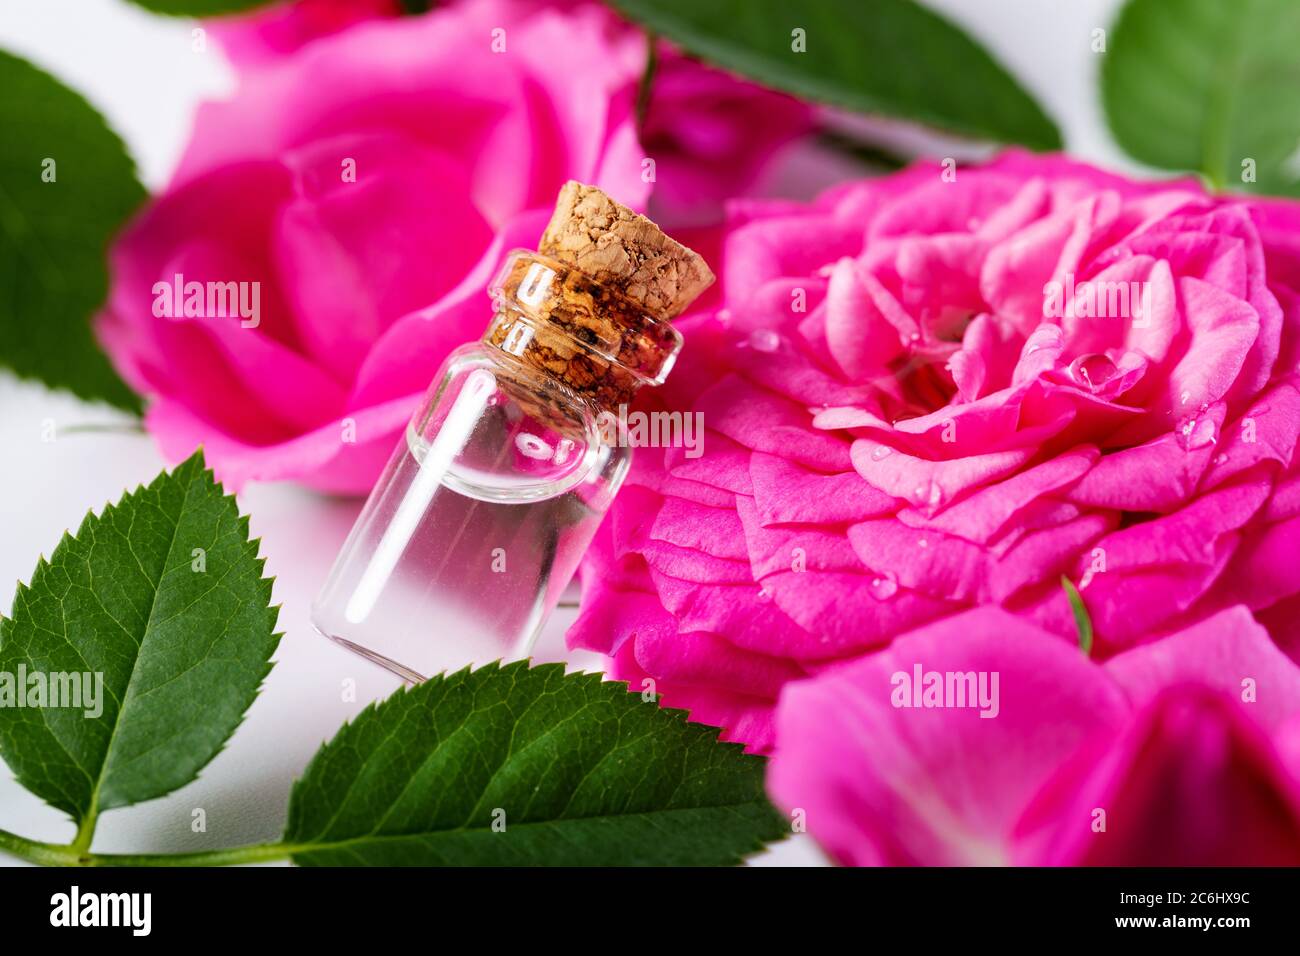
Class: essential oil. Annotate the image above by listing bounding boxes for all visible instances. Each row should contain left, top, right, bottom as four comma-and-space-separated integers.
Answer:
312, 182, 714, 680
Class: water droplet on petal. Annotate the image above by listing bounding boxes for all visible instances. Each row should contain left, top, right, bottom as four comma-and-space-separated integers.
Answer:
871, 445, 893, 461
917, 538, 929, 549
1175, 416, 1217, 451
756, 586, 772, 603
748, 329, 781, 353
1214, 453, 1228, 466
913, 479, 944, 511
1179, 390, 1191, 406
869, 572, 899, 600
1067, 352, 1119, 391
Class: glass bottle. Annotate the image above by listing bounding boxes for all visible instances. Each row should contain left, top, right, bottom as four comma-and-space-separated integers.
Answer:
312, 182, 714, 681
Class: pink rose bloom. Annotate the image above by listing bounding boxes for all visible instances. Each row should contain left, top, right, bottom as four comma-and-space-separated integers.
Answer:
208, 0, 403, 64
99, 0, 647, 491
104, 0, 811, 490
637, 49, 812, 223
767, 606, 1300, 865
211, 0, 813, 218
568, 151, 1300, 754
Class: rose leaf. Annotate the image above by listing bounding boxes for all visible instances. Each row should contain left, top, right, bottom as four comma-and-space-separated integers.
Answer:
0, 450, 281, 840
608, 0, 1061, 150
0, 49, 144, 412
284, 661, 788, 865
1102, 0, 1300, 194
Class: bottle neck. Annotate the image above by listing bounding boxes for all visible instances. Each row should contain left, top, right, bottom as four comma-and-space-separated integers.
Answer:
485, 250, 682, 416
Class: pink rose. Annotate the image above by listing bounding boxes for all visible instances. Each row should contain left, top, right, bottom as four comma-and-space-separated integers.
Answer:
103, 0, 812, 491
99, 0, 647, 491
767, 606, 1300, 865
208, 0, 403, 64
211, 0, 813, 218
636, 47, 813, 223
567, 151, 1300, 754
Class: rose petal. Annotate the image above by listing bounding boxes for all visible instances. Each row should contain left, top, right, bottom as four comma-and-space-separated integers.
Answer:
1014, 686, 1300, 865
1105, 606, 1300, 731
769, 608, 1130, 865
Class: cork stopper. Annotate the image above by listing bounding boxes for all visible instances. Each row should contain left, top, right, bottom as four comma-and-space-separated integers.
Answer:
484, 184, 713, 435
538, 181, 714, 320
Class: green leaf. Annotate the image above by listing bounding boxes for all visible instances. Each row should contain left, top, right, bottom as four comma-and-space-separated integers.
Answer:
1061, 576, 1094, 657
1102, 0, 1300, 194
284, 662, 786, 865
120, 0, 277, 15
0, 49, 144, 412
608, 0, 1060, 149
0, 450, 280, 835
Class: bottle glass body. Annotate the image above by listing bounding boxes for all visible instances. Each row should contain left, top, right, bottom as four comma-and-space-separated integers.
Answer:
312, 343, 632, 681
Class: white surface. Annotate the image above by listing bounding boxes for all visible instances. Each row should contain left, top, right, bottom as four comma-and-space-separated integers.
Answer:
0, 373, 830, 866
0, 0, 1124, 867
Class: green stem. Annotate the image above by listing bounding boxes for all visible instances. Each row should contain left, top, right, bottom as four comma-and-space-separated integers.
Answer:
60, 422, 146, 436
0, 827, 292, 867
89, 843, 293, 867
635, 30, 658, 133
0, 828, 83, 866
814, 129, 911, 170
71, 809, 97, 857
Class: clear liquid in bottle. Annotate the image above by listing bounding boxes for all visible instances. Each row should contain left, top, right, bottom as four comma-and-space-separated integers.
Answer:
312, 353, 629, 680
311, 183, 713, 683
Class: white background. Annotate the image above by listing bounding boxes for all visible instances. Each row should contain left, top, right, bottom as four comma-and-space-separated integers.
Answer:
0, 0, 1125, 866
